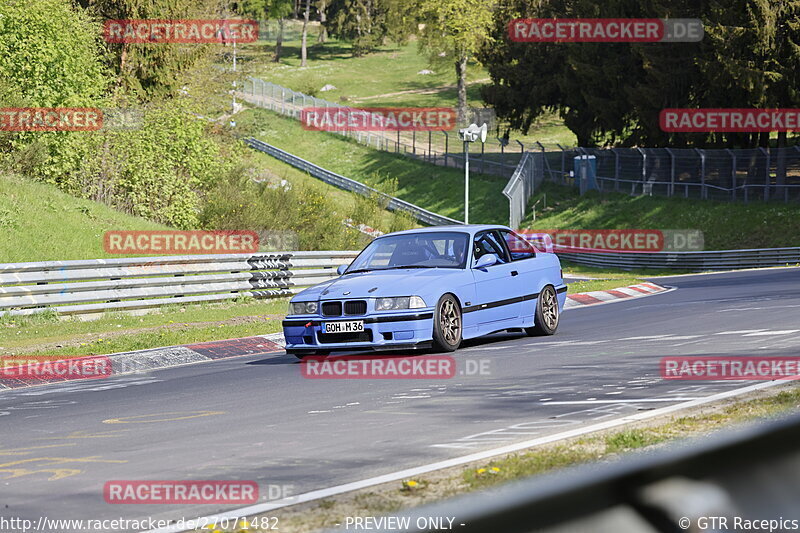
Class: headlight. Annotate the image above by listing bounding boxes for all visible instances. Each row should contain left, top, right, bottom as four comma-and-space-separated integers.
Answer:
288, 301, 318, 315
375, 296, 426, 311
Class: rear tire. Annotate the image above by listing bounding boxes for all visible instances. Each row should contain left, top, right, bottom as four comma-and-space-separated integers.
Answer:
432, 294, 462, 352
525, 285, 559, 336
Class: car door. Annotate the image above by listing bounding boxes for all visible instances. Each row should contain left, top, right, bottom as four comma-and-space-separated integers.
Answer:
470, 230, 521, 331
497, 229, 551, 324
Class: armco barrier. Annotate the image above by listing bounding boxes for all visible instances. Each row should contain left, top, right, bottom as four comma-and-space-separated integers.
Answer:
0, 251, 358, 316
557, 247, 800, 270
245, 138, 462, 226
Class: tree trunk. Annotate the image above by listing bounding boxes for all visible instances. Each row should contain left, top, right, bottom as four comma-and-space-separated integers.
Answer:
300, 0, 310, 67
274, 18, 284, 63
455, 53, 468, 125
317, 0, 328, 43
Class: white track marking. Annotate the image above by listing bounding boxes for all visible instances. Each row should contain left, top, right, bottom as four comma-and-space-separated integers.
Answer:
620, 335, 672, 340
742, 330, 799, 336
714, 330, 767, 335
540, 397, 700, 405
143, 381, 787, 533
644, 335, 702, 341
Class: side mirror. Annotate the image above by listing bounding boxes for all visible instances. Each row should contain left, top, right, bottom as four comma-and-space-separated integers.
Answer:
474, 254, 497, 270
336, 264, 348, 275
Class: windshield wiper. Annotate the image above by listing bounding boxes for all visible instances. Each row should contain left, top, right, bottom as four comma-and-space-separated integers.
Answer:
344, 268, 372, 274
381, 265, 434, 270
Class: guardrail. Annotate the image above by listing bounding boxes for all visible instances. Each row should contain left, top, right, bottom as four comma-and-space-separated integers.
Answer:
556, 247, 800, 270
245, 138, 462, 226
0, 251, 358, 317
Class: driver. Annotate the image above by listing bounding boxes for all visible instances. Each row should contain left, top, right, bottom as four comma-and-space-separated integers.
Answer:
452, 238, 467, 264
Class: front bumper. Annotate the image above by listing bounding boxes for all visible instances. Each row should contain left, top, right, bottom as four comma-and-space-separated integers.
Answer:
282, 311, 434, 351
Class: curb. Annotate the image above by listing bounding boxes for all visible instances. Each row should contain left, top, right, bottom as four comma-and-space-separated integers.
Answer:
0, 283, 667, 391
0, 333, 286, 391
564, 282, 669, 309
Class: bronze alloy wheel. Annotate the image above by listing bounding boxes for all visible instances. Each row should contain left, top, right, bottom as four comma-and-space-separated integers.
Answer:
433, 294, 462, 351
525, 285, 560, 336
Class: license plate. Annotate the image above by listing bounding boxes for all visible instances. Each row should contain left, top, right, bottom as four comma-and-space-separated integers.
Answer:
322, 321, 364, 334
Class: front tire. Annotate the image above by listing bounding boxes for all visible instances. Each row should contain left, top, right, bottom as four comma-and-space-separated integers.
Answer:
525, 285, 559, 336
432, 294, 462, 352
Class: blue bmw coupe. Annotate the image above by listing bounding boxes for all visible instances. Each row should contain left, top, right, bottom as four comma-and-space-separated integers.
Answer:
282, 225, 567, 357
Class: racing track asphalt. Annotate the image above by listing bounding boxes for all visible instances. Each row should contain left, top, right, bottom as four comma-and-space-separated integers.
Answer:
1, 267, 799, 530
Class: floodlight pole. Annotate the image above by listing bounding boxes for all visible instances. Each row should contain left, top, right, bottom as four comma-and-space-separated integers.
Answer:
232, 36, 237, 114
464, 140, 470, 224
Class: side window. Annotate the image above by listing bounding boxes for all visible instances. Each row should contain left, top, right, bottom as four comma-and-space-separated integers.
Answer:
473, 232, 509, 264
500, 230, 536, 261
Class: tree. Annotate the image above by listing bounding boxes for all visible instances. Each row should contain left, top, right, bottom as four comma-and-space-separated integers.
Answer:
317, 0, 329, 42
479, 0, 800, 148
416, 0, 498, 124
326, 0, 415, 56
239, 0, 294, 62
0, 0, 108, 181
83, 0, 225, 101
300, 0, 311, 66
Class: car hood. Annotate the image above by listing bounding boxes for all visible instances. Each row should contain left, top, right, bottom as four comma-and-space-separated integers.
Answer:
294, 268, 459, 301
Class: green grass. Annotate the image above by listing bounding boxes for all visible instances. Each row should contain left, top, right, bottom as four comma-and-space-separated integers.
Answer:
566, 277, 643, 293
0, 297, 287, 356
238, 36, 488, 109
236, 107, 508, 224
247, 149, 415, 232
524, 182, 800, 250
0, 174, 170, 262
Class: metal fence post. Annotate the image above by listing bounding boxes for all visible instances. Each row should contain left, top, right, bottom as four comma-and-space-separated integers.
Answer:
760, 147, 770, 201
636, 147, 646, 196
725, 148, 736, 201
444, 132, 449, 167
665, 147, 675, 197
695, 148, 706, 199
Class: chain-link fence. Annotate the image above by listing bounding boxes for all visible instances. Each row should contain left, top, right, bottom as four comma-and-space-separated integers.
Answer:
544, 146, 800, 203
240, 76, 525, 179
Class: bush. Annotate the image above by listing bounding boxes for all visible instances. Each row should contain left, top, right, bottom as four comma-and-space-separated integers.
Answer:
60, 102, 233, 229
0, 0, 108, 182
200, 167, 365, 250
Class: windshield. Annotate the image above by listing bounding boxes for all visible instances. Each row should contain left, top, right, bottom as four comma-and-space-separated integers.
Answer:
347, 232, 469, 272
